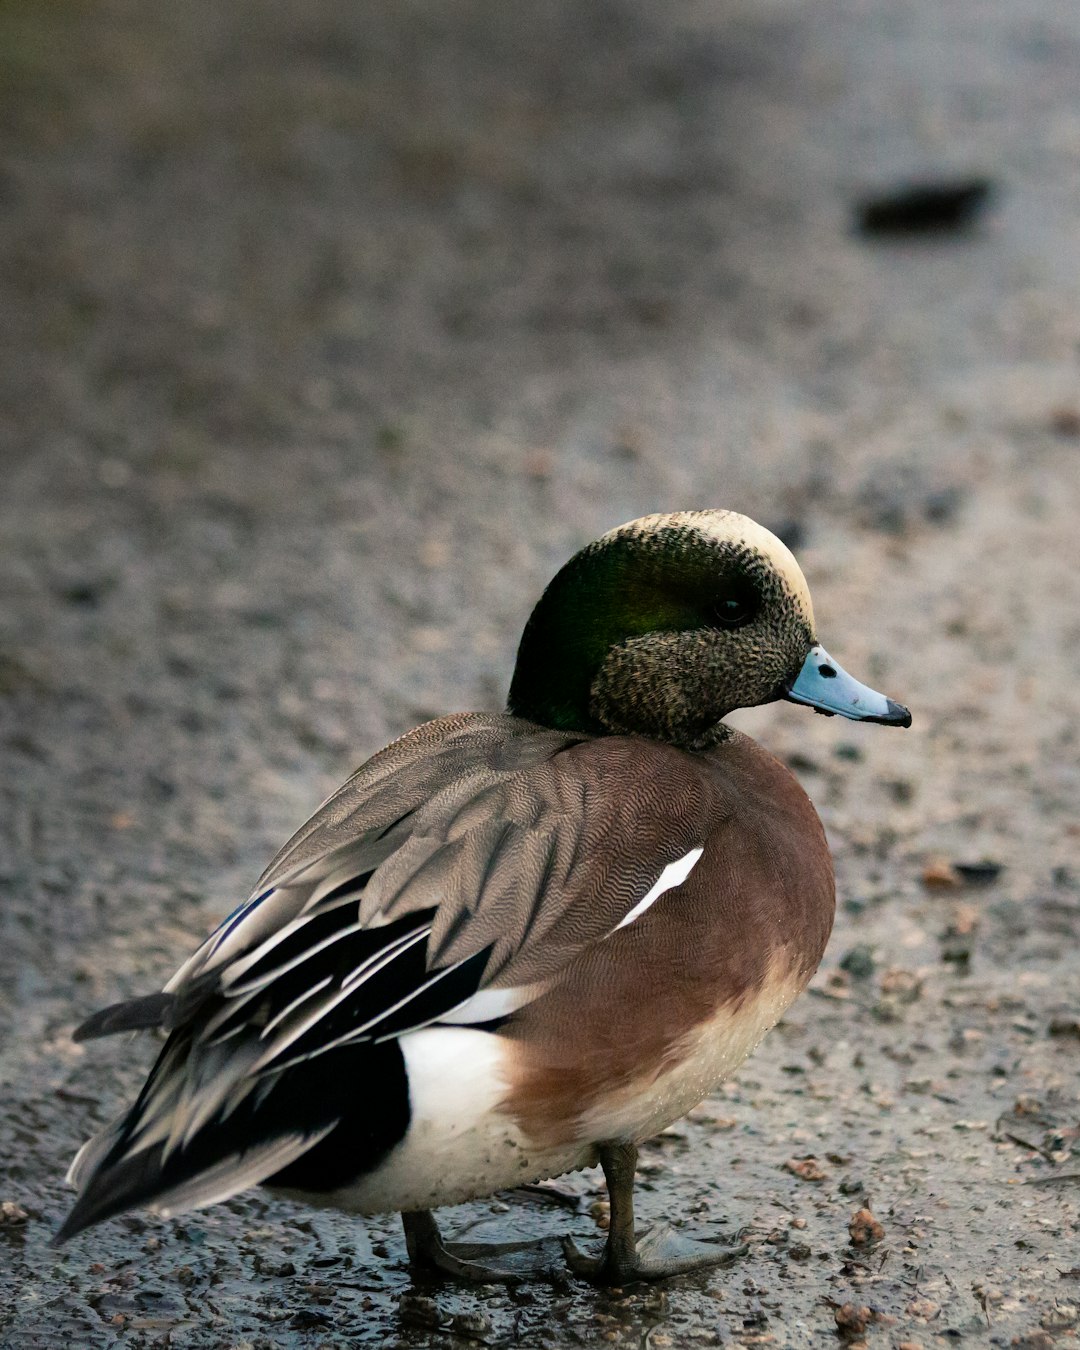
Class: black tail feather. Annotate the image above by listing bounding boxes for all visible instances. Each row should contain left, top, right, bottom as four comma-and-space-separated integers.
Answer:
73, 993, 176, 1042
55, 1038, 412, 1244
53, 1143, 172, 1246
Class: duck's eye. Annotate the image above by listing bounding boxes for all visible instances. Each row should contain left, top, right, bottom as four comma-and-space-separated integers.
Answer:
713, 591, 757, 629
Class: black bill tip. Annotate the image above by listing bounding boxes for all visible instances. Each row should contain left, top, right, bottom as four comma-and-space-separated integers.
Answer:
866, 698, 912, 728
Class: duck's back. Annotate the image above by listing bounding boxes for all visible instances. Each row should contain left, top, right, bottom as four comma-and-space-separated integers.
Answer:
59, 718, 835, 1230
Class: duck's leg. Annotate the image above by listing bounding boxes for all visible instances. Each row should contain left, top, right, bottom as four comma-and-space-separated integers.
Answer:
401, 1208, 563, 1283
562, 1141, 748, 1283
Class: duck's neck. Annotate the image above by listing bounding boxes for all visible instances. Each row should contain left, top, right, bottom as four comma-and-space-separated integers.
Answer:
506, 583, 607, 735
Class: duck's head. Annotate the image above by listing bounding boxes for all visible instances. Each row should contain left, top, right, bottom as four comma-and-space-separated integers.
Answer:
508, 509, 911, 748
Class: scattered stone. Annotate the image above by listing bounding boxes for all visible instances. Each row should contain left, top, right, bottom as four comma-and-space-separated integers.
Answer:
252, 1254, 296, 1277
854, 176, 994, 235
833, 1301, 874, 1340
398, 1292, 447, 1331
1040, 1303, 1078, 1330
290, 1308, 333, 1329
922, 487, 963, 524
1048, 1017, 1080, 1040
1050, 407, 1080, 438
451, 1309, 494, 1340
944, 903, 980, 937
840, 945, 876, 980
953, 860, 1003, 885
0, 1201, 29, 1226
786, 1157, 829, 1183
941, 937, 973, 972
922, 859, 962, 889
887, 779, 915, 804
848, 1208, 885, 1246
879, 969, 923, 1002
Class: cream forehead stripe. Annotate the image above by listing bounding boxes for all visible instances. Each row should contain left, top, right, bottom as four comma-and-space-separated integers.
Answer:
600, 510, 816, 628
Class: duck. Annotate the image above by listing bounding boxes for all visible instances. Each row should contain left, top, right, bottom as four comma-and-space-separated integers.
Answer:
56, 509, 910, 1283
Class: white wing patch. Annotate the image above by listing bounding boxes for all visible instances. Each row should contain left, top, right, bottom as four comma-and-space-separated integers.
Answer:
613, 847, 704, 932
438, 984, 542, 1026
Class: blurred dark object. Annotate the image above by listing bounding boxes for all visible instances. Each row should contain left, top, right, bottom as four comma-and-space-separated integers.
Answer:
953, 860, 1004, 886
854, 177, 995, 236
1049, 407, 1080, 438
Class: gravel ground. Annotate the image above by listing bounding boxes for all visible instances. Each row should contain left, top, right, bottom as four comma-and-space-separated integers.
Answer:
3, 0, 1080, 1345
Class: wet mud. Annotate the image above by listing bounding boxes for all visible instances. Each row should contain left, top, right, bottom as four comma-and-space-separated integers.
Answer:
2, 0, 1080, 1345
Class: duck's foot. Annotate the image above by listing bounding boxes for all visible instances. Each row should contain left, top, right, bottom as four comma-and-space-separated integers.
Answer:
402, 1209, 564, 1282
563, 1224, 748, 1283
561, 1139, 748, 1285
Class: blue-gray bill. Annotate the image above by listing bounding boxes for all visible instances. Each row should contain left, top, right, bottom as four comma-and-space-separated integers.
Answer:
784, 645, 911, 727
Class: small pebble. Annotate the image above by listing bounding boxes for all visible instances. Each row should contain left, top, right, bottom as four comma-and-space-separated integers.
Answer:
879, 968, 923, 1002
848, 1207, 885, 1246
1040, 1304, 1079, 1330
854, 176, 994, 235
834, 1301, 874, 1339
922, 859, 962, 889
785, 1157, 829, 1182
953, 860, 1003, 885
398, 1293, 446, 1331
1049, 407, 1080, 438
840, 945, 876, 980
451, 1309, 493, 1339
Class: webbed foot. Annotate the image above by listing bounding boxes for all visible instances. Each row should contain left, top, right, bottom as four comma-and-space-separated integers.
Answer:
561, 1140, 748, 1284
563, 1222, 747, 1283
402, 1209, 563, 1282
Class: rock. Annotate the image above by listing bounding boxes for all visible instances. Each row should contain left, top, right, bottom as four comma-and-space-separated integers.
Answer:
840, 945, 876, 980
398, 1293, 447, 1332
953, 860, 1003, 885
785, 1157, 829, 1182
853, 176, 994, 235
848, 1207, 885, 1246
834, 1301, 874, 1339
451, 1310, 494, 1340
879, 968, 923, 1002
922, 859, 962, 889
1040, 1303, 1078, 1330
1050, 407, 1080, 438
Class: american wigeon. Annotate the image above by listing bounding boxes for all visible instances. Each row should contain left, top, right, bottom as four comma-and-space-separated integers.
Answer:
57, 510, 910, 1282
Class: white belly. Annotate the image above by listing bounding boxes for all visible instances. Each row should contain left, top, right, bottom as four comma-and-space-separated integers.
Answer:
278, 1027, 594, 1215
275, 967, 805, 1216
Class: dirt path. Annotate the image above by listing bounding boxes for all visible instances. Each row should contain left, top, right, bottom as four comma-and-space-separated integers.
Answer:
3, 0, 1080, 1345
